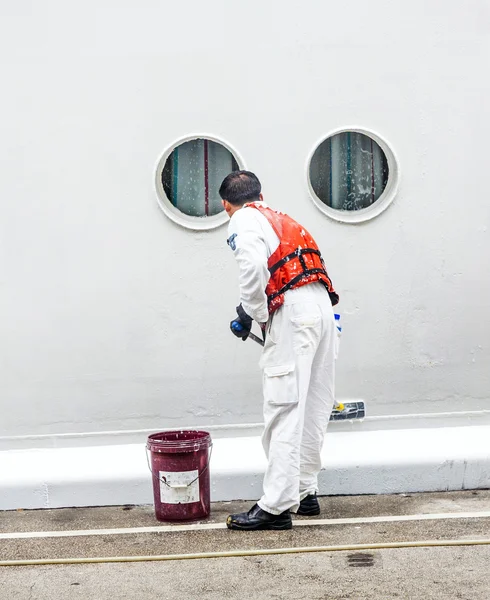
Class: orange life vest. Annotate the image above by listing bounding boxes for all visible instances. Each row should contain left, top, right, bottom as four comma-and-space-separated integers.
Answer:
245, 203, 339, 314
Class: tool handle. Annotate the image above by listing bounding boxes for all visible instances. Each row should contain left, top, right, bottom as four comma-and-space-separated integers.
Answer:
248, 332, 265, 346
231, 321, 244, 332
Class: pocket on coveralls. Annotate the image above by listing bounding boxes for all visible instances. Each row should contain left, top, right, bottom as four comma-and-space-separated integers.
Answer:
263, 364, 297, 405
291, 314, 321, 355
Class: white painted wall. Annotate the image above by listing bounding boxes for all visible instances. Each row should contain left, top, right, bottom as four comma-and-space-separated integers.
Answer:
1, 0, 489, 442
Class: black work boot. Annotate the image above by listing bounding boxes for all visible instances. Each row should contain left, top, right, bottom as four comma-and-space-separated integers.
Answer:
226, 503, 292, 531
297, 494, 320, 516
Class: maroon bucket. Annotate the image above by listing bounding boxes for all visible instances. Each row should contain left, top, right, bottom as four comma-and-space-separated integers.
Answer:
147, 430, 212, 522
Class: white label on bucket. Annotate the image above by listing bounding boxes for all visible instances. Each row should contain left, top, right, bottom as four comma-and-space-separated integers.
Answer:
159, 470, 200, 504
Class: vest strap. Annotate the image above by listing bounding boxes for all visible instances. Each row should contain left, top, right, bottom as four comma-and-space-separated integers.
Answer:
267, 268, 328, 301
268, 247, 322, 276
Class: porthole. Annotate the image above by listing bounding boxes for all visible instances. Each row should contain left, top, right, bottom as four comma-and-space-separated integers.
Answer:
155, 135, 243, 230
307, 128, 399, 223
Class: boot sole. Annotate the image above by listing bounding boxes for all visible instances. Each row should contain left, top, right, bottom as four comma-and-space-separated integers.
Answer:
296, 506, 321, 516
227, 520, 293, 531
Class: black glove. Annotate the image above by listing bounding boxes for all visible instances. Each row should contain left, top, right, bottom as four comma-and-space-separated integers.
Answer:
230, 304, 253, 341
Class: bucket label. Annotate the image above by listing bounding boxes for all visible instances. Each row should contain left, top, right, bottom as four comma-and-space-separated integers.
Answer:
159, 470, 200, 504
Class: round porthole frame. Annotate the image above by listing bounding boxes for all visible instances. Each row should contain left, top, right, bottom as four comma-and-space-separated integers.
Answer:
155, 134, 245, 231
306, 127, 400, 224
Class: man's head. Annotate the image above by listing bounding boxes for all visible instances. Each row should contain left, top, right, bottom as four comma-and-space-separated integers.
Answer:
219, 171, 263, 217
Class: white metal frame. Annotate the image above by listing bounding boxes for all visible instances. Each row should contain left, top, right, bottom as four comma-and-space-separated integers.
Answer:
306, 127, 400, 224
154, 133, 246, 231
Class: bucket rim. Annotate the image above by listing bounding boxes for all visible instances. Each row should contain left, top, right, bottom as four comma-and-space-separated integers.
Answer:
147, 430, 211, 450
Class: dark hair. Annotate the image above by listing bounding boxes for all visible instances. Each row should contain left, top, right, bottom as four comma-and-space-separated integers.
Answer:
219, 171, 262, 205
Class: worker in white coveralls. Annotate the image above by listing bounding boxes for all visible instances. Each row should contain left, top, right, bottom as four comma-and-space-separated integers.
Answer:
220, 171, 339, 531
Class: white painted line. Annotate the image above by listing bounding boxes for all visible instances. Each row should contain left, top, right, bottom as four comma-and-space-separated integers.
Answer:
2, 510, 490, 540
0, 522, 227, 539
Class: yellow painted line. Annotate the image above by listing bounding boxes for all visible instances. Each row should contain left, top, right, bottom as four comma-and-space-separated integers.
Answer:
1, 538, 490, 567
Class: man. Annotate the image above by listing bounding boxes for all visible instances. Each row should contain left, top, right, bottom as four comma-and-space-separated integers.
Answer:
220, 170, 339, 531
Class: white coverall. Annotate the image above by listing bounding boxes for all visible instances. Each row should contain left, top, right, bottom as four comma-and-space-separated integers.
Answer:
228, 201, 337, 515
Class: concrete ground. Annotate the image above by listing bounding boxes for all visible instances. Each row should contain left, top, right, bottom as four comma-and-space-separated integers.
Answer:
1, 490, 490, 599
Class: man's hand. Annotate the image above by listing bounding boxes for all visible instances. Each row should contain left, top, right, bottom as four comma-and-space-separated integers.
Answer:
230, 304, 253, 341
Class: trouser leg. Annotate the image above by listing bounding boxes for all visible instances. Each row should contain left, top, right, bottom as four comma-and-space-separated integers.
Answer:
299, 300, 336, 500
258, 297, 322, 515
259, 353, 316, 514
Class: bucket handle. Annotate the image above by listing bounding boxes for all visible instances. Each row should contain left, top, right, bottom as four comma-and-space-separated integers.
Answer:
146, 444, 213, 489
